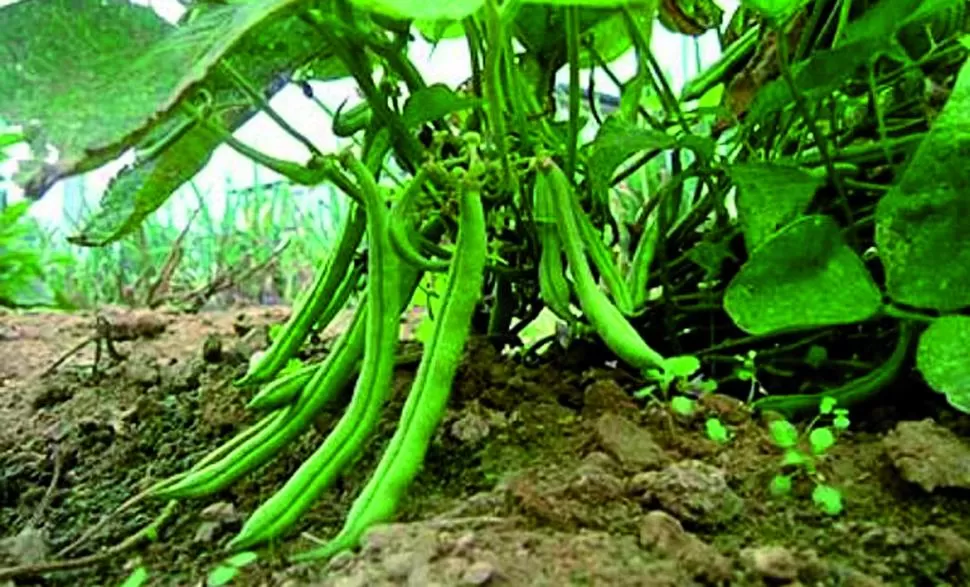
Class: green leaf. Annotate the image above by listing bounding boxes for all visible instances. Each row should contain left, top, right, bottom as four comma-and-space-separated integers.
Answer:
670, 396, 695, 417
875, 60, 970, 313
705, 418, 731, 444
587, 118, 677, 194
351, 0, 484, 20
119, 566, 150, 587
769, 420, 799, 448
402, 84, 482, 129
748, 0, 926, 121
226, 551, 258, 568
66, 11, 332, 247
728, 162, 822, 252
809, 427, 835, 454
414, 19, 466, 42
770, 474, 793, 496
206, 565, 238, 587
812, 484, 843, 515
663, 355, 701, 378
724, 215, 882, 335
0, 0, 300, 198
916, 316, 970, 413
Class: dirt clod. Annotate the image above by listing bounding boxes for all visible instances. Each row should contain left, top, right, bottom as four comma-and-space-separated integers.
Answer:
593, 412, 666, 472
631, 460, 743, 527
883, 418, 970, 491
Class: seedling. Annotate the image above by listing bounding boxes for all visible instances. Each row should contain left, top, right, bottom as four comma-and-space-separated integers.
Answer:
766, 398, 849, 516
206, 551, 258, 587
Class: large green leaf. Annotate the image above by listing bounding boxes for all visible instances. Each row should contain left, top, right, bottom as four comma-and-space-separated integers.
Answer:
724, 215, 882, 335
728, 162, 822, 252
875, 60, 970, 313
586, 116, 714, 197
748, 0, 927, 121
917, 316, 970, 413
67, 11, 335, 247
0, 0, 303, 198
402, 84, 483, 129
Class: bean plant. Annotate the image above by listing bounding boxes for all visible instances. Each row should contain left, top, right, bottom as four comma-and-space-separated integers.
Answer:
3, 0, 970, 567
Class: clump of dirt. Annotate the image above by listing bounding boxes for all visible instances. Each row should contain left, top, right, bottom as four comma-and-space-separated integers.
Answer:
1, 307, 970, 586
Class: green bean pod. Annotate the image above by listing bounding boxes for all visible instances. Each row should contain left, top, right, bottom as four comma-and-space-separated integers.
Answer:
332, 100, 373, 138
227, 152, 404, 550
533, 173, 578, 322
627, 212, 660, 312
294, 177, 488, 561
236, 205, 365, 388
541, 159, 666, 371
571, 192, 635, 315
247, 362, 318, 411
388, 167, 450, 272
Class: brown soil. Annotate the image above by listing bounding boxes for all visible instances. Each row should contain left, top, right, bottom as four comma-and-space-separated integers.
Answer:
1, 307, 969, 586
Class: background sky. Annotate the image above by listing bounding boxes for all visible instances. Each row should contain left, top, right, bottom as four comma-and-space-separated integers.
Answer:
1, 0, 737, 228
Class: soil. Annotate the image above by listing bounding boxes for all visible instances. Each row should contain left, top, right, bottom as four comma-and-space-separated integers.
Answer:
1, 307, 970, 586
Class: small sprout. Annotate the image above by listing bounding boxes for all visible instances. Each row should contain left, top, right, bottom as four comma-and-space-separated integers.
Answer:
819, 396, 837, 415
207, 566, 239, 587
769, 420, 799, 448
809, 427, 836, 455
670, 396, 695, 417
781, 449, 808, 467
812, 484, 843, 516
770, 474, 792, 496
120, 567, 150, 587
695, 378, 718, 394
663, 355, 701, 378
207, 551, 258, 586
833, 409, 851, 431
633, 385, 657, 400
705, 418, 730, 444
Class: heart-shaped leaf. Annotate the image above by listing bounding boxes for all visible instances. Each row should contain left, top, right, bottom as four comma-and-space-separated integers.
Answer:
0, 0, 302, 198
67, 11, 333, 247
875, 59, 970, 312
916, 316, 970, 413
728, 162, 822, 252
724, 215, 882, 335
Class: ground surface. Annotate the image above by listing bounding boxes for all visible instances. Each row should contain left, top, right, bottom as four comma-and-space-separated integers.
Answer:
1, 307, 970, 586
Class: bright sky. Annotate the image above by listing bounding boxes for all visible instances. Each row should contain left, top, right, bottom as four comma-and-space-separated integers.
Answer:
0, 0, 739, 228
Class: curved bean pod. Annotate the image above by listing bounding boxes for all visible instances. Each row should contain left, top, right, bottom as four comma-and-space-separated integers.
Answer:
294, 175, 488, 561
540, 158, 666, 370
236, 205, 365, 388
227, 151, 403, 550
533, 172, 578, 322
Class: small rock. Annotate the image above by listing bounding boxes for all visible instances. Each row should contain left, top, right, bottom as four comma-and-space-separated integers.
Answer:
567, 460, 624, 504
0, 526, 49, 565
741, 545, 799, 582
170, 358, 205, 391
383, 551, 416, 580
461, 560, 497, 585
582, 379, 638, 419
593, 413, 666, 472
200, 501, 237, 522
127, 360, 160, 387
631, 460, 743, 527
202, 335, 223, 363
193, 521, 220, 544
639, 511, 733, 584
451, 408, 492, 444
883, 419, 970, 492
